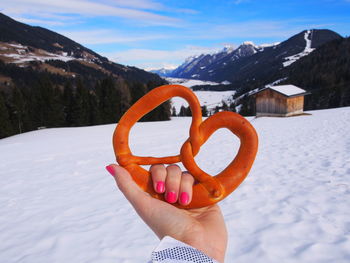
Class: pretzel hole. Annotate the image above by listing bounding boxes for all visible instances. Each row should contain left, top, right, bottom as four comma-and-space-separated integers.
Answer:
194, 128, 240, 176
128, 101, 191, 169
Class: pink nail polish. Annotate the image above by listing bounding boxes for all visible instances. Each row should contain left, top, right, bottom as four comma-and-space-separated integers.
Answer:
180, 192, 189, 205
156, 181, 165, 193
165, 191, 177, 203
105, 165, 115, 176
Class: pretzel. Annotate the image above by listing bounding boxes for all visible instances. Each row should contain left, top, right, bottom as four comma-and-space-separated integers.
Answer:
113, 84, 258, 209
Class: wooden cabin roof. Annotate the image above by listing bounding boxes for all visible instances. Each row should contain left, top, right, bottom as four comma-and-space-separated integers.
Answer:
253, 85, 309, 98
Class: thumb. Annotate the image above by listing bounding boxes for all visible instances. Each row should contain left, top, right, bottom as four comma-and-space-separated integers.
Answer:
106, 164, 146, 205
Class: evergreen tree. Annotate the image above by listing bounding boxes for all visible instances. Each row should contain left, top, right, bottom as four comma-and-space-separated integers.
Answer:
201, 105, 208, 117
11, 87, 25, 133
185, 106, 192, 116
214, 106, 220, 113
88, 90, 101, 125
0, 92, 13, 138
221, 100, 229, 111
63, 82, 75, 126
74, 78, 90, 126
179, 105, 187, 116
171, 106, 177, 117
229, 102, 236, 112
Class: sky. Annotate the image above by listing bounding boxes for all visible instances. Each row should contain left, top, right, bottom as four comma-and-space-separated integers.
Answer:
1, 0, 350, 70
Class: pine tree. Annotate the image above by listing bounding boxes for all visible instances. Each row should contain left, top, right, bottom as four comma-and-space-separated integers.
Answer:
11, 87, 25, 133
0, 92, 13, 138
185, 106, 192, 116
171, 106, 177, 117
229, 102, 236, 112
88, 90, 101, 125
63, 82, 75, 126
201, 105, 208, 117
179, 105, 187, 116
221, 100, 229, 111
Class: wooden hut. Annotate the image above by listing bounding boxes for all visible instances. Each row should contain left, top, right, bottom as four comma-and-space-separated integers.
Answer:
254, 85, 309, 117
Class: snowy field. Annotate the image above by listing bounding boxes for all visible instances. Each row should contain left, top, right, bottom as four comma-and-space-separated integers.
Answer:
0, 107, 349, 263
165, 77, 230, 87
165, 77, 235, 114
171, 90, 235, 114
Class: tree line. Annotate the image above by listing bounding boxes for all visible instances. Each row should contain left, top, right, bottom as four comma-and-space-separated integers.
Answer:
172, 100, 237, 117
0, 75, 170, 139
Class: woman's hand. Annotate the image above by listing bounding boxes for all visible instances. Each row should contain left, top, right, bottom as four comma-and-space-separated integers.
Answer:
106, 164, 227, 263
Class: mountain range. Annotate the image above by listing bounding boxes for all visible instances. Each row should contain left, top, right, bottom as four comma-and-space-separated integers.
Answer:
0, 13, 164, 88
152, 29, 349, 113
153, 29, 341, 83
0, 13, 169, 139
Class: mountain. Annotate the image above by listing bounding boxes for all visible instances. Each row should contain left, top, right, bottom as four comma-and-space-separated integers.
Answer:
281, 36, 350, 110
0, 13, 164, 86
232, 36, 350, 115
169, 43, 260, 80
149, 68, 174, 77
0, 13, 169, 139
168, 29, 342, 85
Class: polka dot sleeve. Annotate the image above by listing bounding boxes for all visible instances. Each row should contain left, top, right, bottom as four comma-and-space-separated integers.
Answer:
149, 236, 218, 263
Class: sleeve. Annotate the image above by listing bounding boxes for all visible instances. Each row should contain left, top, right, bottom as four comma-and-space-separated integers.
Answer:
148, 236, 219, 263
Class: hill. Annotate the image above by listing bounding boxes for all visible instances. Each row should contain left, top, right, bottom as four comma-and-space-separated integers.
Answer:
234, 36, 350, 115
0, 13, 170, 139
167, 29, 342, 85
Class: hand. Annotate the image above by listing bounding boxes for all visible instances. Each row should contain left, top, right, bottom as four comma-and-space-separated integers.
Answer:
106, 164, 228, 263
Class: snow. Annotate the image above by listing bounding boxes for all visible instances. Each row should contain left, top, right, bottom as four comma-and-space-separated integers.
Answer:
165, 77, 234, 113
283, 30, 315, 67
221, 80, 231, 85
259, 42, 281, 48
1, 42, 89, 64
8, 43, 26, 49
268, 85, 306, 96
171, 90, 235, 114
3, 53, 76, 63
165, 77, 224, 87
243, 41, 255, 46
1, 107, 350, 263
265, 77, 288, 87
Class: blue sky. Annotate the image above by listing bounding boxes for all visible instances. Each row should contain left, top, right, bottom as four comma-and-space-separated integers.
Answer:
1, 0, 350, 69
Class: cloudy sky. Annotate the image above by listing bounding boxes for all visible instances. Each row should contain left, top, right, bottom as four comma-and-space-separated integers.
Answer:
1, 0, 350, 70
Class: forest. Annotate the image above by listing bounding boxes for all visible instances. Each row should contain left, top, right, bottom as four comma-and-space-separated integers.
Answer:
0, 64, 170, 139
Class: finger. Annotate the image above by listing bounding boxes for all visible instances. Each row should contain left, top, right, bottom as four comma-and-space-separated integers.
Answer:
179, 172, 195, 205
150, 164, 166, 193
106, 164, 148, 206
165, 164, 182, 203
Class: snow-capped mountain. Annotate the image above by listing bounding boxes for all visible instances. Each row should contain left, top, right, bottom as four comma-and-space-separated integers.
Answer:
149, 68, 174, 77
169, 42, 260, 80
165, 29, 341, 84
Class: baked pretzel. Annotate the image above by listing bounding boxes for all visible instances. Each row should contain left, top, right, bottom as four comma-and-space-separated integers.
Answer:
113, 84, 258, 209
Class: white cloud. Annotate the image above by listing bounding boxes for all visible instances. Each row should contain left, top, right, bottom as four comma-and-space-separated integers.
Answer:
186, 20, 313, 41
14, 17, 68, 26
59, 29, 170, 44
1, 0, 180, 26
103, 45, 222, 69
100, 0, 164, 11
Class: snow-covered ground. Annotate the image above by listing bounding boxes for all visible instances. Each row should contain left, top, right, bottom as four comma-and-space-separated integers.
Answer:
171, 89, 235, 114
165, 77, 231, 88
165, 77, 235, 114
283, 30, 315, 67
0, 107, 350, 263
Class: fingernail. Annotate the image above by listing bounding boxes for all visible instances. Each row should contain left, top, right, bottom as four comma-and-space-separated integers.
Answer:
105, 165, 115, 176
180, 192, 189, 205
165, 191, 177, 203
156, 181, 165, 193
